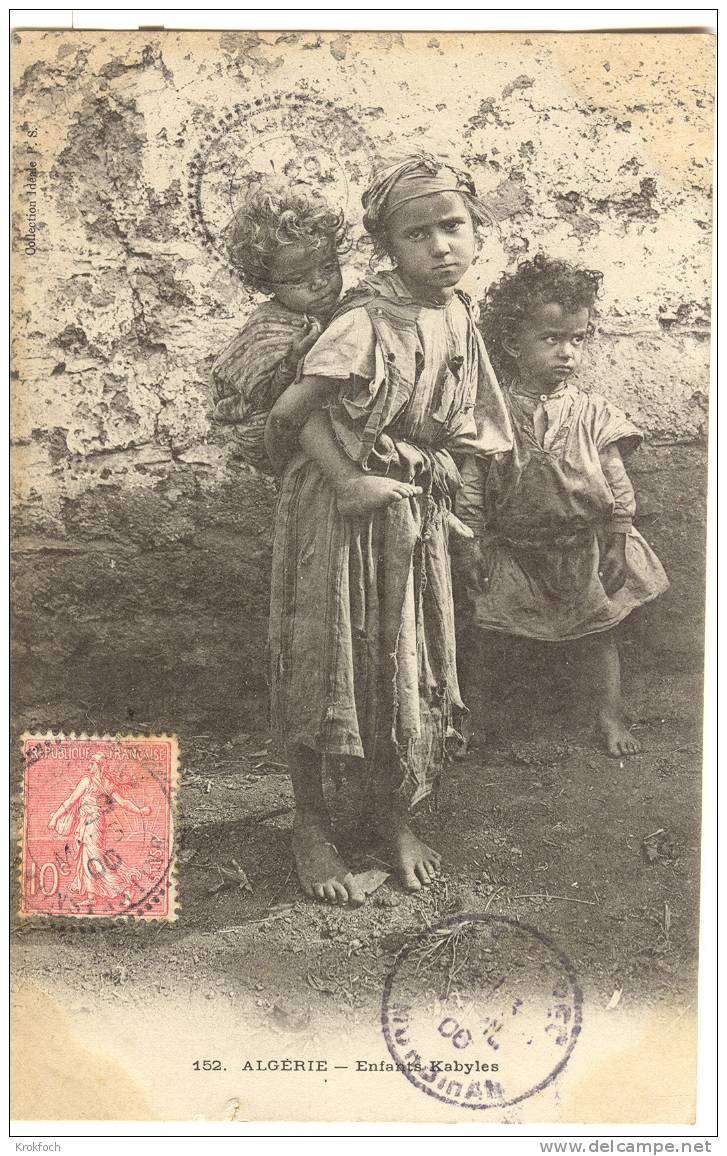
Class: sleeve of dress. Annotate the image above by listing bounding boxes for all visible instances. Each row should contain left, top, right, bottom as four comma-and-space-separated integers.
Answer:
591, 394, 643, 456
304, 309, 396, 466
302, 308, 378, 381
444, 329, 513, 457
455, 454, 489, 534
599, 442, 636, 533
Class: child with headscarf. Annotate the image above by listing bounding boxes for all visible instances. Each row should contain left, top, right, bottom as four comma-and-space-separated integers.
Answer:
265, 153, 512, 905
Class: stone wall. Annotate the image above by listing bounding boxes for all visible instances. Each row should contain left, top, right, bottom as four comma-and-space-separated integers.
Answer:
11, 30, 713, 732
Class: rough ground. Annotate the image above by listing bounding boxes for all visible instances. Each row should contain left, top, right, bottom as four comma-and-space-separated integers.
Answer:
12, 654, 702, 1025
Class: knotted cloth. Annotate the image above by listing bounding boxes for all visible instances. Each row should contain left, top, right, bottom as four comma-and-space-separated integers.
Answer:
361, 153, 476, 234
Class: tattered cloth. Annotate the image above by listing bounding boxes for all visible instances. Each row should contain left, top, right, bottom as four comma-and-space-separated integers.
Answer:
466, 384, 670, 641
268, 271, 512, 809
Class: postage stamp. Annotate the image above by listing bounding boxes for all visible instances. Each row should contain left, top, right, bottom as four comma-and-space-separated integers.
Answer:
381, 913, 582, 1111
19, 734, 178, 921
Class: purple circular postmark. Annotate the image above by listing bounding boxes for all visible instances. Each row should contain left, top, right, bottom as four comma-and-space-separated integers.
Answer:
187, 92, 377, 279
381, 913, 582, 1111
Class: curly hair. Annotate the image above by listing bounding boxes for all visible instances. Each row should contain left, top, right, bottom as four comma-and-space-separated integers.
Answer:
225, 178, 348, 291
361, 153, 496, 267
480, 253, 603, 382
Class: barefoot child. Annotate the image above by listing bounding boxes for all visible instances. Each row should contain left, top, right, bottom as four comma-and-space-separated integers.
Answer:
266, 154, 512, 904
211, 178, 347, 470
458, 254, 669, 757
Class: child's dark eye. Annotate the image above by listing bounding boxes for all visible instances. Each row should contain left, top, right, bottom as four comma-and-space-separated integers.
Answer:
572, 335, 585, 346
443, 221, 463, 232
407, 229, 426, 241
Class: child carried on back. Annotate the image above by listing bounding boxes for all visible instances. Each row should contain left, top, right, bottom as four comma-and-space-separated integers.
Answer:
211, 178, 347, 470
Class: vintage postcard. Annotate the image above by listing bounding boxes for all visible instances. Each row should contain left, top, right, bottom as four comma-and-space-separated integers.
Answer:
10, 27, 713, 1127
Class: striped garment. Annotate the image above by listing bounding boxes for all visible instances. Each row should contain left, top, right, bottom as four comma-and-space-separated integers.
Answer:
211, 299, 310, 471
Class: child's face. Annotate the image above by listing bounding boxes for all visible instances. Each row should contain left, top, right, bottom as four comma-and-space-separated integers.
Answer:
505, 302, 590, 391
384, 191, 475, 304
266, 240, 343, 318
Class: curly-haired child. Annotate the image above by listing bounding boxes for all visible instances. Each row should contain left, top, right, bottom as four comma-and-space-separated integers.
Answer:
457, 254, 669, 757
211, 178, 347, 470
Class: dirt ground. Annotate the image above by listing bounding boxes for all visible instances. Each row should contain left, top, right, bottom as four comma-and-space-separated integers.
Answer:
12, 637, 702, 1032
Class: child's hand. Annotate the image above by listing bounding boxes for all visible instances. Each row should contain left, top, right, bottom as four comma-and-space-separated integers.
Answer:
447, 512, 474, 541
290, 315, 323, 359
336, 475, 423, 517
454, 534, 489, 592
598, 533, 628, 596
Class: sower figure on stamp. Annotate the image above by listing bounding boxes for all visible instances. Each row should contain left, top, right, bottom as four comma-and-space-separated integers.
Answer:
456, 255, 669, 757
48, 751, 151, 905
265, 154, 512, 905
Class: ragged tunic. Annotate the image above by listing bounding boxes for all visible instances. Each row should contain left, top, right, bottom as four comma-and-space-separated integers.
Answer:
268, 271, 511, 807
457, 381, 669, 641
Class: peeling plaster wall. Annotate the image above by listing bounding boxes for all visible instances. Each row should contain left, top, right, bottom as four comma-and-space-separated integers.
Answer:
11, 31, 713, 729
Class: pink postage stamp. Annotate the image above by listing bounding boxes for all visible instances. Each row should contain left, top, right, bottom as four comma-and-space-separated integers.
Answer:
20, 733, 178, 920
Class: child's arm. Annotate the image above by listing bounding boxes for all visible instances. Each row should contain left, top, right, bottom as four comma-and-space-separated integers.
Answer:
598, 442, 634, 595
297, 409, 422, 516
213, 314, 321, 424
264, 374, 334, 474
453, 454, 491, 536
449, 452, 493, 591
447, 512, 474, 541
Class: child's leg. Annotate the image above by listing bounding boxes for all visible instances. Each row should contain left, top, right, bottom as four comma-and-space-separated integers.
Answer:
288, 743, 366, 906
298, 411, 422, 517
576, 630, 641, 757
371, 795, 441, 892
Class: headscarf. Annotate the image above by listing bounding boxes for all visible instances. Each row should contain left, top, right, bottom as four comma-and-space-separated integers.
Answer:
361, 152, 477, 235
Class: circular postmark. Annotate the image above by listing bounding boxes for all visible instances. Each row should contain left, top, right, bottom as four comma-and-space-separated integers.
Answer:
187, 92, 378, 278
381, 913, 582, 1111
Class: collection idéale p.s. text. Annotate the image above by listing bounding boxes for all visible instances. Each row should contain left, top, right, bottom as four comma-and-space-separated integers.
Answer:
19, 124, 39, 256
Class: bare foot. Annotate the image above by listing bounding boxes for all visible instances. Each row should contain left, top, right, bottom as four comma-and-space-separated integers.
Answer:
599, 713, 641, 758
378, 816, 441, 892
292, 815, 365, 906
447, 512, 474, 541
337, 476, 423, 518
